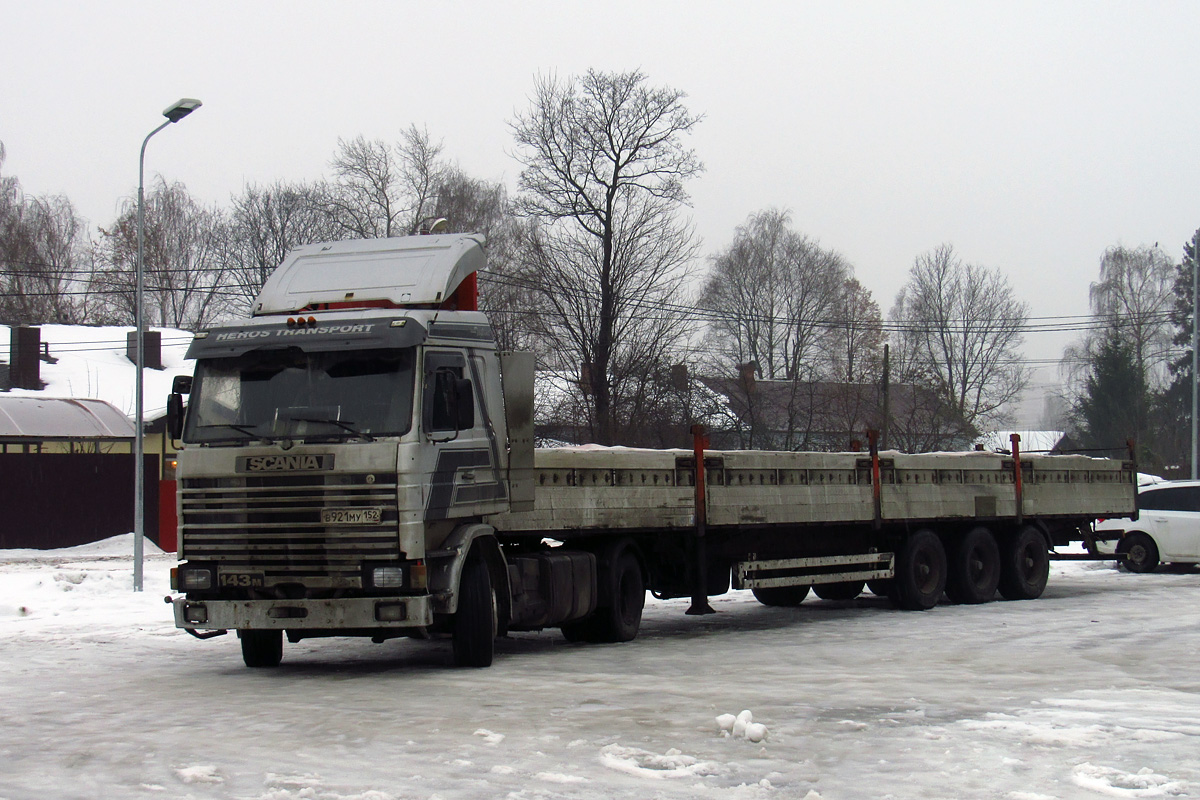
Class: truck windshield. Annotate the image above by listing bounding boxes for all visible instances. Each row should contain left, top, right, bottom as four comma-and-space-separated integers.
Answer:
183, 348, 415, 444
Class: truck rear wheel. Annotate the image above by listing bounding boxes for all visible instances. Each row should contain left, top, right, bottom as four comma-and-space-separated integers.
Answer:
946, 526, 1000, 604
453, 552, 497, 667
998, 526, 1050, 600
239, 630, 283, 668
813, 580, 865, 601
751, 584, 811, 606
894, 529, 947, 610
589, 550, 645, 643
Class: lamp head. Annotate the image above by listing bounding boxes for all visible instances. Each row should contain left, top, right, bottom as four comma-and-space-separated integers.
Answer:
163, 98, 202, 123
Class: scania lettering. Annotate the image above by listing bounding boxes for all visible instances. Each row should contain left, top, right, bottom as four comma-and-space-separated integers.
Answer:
166, 234, 1137, 668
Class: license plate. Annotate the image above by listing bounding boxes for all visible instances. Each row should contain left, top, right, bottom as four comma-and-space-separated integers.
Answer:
219, 572, 264, 588
321, 507, 383, 525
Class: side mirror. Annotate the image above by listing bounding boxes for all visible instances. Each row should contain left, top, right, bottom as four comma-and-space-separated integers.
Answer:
172, 375, 193, 395
455, 377, 475, 430
167, 393, 185, 440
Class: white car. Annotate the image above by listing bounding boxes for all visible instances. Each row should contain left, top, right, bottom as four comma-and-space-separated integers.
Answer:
1094, 479, 1200, 572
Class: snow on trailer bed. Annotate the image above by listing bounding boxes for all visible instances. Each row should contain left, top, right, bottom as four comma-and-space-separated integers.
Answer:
3, 535, 1198, 799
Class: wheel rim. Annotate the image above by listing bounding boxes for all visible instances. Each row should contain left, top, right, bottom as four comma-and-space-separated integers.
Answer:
1128, 543, 1147, 565
914, 548, 938, 593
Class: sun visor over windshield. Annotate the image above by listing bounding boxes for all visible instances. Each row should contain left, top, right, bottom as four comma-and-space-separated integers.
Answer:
186, 318, 427, 359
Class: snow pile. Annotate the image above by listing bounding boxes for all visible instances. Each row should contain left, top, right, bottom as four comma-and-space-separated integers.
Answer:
717, 709, 768, 742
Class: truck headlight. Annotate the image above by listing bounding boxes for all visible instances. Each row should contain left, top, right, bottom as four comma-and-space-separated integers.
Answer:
371, 567, 405, 588
180, 567, 213, 591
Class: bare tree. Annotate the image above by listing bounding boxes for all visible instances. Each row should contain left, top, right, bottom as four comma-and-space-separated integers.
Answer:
700, 210, 869, 449
327, 125, 447, 238
91, 178, 227, 329
700, 210, 849, 381
1085, 244, 1175, 388
0, 143, 87, 324
511, 69, 703, 445
890, 244, 1029, 431
522, 190, 699, 444
220, 179, 340, 311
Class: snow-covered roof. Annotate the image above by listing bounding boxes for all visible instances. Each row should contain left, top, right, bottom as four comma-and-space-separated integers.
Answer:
0, 397, 136, 438
0, 324, 194, 421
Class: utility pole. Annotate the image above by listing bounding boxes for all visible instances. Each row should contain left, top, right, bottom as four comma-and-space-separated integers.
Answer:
1192, 231, 1198, 479
881, 343, 890, 450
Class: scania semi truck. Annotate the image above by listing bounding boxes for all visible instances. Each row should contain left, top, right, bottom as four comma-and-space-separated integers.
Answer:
166, 234, 1137, 668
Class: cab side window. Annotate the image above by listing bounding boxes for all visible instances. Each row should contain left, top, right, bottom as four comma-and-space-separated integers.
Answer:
423, 351, 475, 435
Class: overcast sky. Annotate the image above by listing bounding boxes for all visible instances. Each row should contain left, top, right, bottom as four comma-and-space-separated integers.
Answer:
4, 1, 1199, 421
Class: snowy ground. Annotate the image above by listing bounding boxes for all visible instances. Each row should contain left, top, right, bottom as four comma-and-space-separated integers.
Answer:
2, 538, 1199, 800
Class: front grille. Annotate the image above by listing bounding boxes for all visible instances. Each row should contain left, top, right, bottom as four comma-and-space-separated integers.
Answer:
180, 473, 399, 586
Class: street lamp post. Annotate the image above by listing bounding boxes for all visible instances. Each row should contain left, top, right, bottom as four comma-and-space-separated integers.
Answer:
134, 98, 201, 592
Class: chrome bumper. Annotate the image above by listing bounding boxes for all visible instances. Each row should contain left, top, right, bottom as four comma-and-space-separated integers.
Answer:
172, 595, 433, 630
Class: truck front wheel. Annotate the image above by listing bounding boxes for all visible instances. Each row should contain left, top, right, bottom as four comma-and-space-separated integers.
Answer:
894, 529, 947, 610
453, 552, 497, 667
239, 630, 283, 668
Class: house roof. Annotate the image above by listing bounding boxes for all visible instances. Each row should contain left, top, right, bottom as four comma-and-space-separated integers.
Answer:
976, 430, 1068, 453
0, 324, 194, 422
0, 397, 136, 439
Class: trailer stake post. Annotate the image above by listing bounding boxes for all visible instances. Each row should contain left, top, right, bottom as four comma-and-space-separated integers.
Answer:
1011, 433, 1023, 525
687, 424, 716, 616
868, 429, 882, 530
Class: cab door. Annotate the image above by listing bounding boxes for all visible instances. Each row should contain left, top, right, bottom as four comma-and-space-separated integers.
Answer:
420, 349, 505, 520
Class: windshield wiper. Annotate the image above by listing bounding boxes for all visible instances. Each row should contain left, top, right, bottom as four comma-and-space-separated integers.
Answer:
198, 423, 271, 444
283, 415, 376, 442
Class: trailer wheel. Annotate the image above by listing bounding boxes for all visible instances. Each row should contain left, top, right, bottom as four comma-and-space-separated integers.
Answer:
239, 630, 283, 668
894, 529, 947, 610
751, 584, 811, 606
453, 552, 497, 667
591, 550, 645, 643
867, 579, 895, 598
813, 580, 865, 601
559, 617, 599, 642
998, 526, 1050, 600
946, 526, 1001, 604
1117, 532, 1159, 573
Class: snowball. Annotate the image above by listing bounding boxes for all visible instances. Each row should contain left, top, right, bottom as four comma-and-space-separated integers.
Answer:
745, 722, 768, 743
716, 713, 737, 732
733, 709, 753, 737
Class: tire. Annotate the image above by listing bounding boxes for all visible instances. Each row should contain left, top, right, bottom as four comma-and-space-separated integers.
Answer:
813, 580, 865, 601
1118, 532, 1160, 573
589, 550, 646, 643
998, 526, 1050, 600
866, 578, 895, 598
560, 616, 600, 642
894, 529, 947, 610
945, 526, 1001, 604
751, 584, 811, 606
453, 552, 497, 667
239, 630, 283, 668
